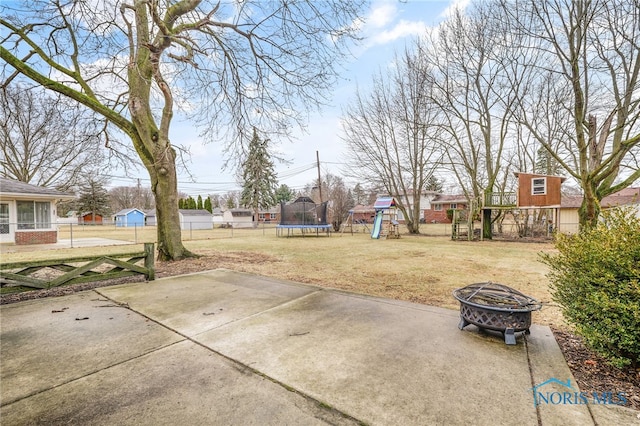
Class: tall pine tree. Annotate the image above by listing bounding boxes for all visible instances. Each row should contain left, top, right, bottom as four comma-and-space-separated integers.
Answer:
240, 128, 278, 227
77, 178, 111, 223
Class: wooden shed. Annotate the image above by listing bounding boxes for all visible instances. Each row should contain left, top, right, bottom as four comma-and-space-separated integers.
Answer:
515, 172, 566, 208
80, 212, 103, 225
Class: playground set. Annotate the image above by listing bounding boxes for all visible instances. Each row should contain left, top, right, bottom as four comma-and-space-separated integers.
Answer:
371, 197, 400, 239
340, 197, 400, 239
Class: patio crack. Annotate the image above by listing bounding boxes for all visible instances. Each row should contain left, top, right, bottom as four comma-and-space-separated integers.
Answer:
93, 288, 365, 425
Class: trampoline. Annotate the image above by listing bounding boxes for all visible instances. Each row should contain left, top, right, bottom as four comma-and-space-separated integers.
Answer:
277, 197, 331, 237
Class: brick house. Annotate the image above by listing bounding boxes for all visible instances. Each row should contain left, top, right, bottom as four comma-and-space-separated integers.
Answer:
424, 194, 469, 224
256, 206, 280, 224
0, 177, 75, 245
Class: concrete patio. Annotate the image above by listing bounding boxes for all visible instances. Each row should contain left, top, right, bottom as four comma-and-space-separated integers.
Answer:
1, 269, 636, 425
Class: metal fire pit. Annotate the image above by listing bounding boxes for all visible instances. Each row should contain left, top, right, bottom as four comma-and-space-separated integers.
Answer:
453, 282, 542, 345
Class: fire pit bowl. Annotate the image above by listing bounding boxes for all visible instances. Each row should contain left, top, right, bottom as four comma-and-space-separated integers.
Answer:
453, 282, 542, 345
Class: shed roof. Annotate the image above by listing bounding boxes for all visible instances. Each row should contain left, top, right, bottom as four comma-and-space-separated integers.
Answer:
561, 187, 640, 209
179, 209, 212, 216
114, 208, 145, 216
514, 172, 567, 182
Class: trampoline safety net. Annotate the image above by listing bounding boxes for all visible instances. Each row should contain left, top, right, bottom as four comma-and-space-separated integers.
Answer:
279, 200, 328, 226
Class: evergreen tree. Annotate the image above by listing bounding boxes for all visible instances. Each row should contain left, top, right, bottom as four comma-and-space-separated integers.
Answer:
275, 184, 295, 204
535, 146, 561, 176
187, 196, 197, 209
77, 178, 111, 222
204, 197, 212, 213
226, 196, 237, 209
197, 195, 203, 210
425, 175, 443, 192
352, 183, 366, 205
240, 128, 278, 227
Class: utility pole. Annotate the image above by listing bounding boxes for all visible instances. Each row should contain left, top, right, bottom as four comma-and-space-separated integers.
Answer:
316, 150, 323, 202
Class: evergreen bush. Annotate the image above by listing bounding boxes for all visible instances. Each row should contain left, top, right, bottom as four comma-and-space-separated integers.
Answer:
540, 208, 640, 368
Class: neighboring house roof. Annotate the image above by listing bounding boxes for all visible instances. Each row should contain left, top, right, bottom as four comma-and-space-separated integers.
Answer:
0, 177, 75, 200
350, 204, 375, 213
561, 187, 640, 208
258, 206, 279, 214
114, 208, 145, 216
226, 208, 253, 216
431, 194, 468, 205
179, 209, 212, 216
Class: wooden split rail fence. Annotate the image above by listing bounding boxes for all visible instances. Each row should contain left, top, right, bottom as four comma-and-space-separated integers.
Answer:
1, 243, 155, 292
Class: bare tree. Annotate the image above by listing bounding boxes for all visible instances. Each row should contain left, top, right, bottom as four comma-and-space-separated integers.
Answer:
0, 86, 107, 191
1, 0, 366, 259
502, 0, 640, 229
319, 173, 353, 231
109, 185, 155, 212
425, 5, 524, 238
342, 44, 443, 234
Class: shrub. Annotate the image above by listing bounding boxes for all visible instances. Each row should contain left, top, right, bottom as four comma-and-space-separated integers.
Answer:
446, 209, 455, 222
540, 208, 640, 368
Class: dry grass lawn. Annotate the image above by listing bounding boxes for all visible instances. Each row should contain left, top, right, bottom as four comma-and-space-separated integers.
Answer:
1, 226, 563, 327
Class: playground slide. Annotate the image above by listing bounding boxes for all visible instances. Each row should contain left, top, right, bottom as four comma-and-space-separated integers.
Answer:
371, 210, 383, 239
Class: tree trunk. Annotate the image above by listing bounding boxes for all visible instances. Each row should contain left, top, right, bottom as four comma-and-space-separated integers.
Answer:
578, 188, 600, 232
482, 208, 492, 239
148, 153, 189, 260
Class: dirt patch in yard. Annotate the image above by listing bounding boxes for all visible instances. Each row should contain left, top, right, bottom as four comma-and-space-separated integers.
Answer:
552, 329, 640, 411
1, 252, 638, 412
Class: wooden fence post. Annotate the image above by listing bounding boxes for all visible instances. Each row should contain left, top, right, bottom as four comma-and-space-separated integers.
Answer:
144, 243, 155, 281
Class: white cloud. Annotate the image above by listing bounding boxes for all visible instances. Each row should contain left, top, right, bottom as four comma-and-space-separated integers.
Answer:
440, 0, 471, 18
368, 2, 397, 28
369, 20, 428, 46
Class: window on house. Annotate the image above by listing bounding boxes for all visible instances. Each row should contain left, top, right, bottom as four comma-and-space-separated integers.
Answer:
450, 203, 458, 209
17, 201, 51, 230
532, 178, 547, 195
434, 204, 442, 211
0, 203, 9, 234
259, 213, 266, 220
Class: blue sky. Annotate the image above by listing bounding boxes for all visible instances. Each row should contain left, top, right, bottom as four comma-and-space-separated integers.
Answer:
109, 0, 469, 196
